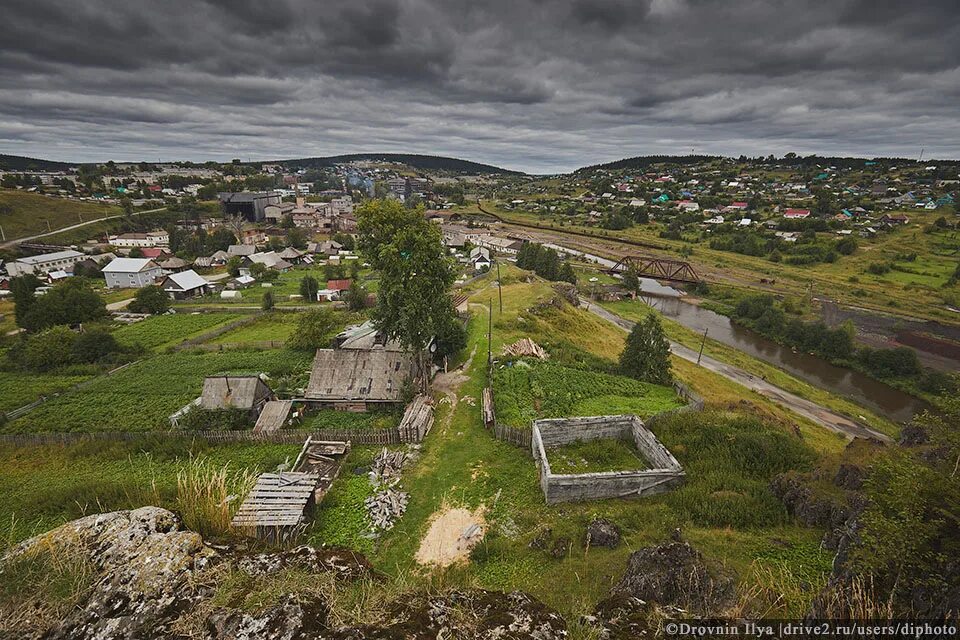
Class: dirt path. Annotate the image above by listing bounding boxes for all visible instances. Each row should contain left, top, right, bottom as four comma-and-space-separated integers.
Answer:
0, 207, 168, 248
581, 298, 893, 443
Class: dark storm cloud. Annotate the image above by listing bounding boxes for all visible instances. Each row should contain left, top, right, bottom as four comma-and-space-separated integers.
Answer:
0, 0, 958, 173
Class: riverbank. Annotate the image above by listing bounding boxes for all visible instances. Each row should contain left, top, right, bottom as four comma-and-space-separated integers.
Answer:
584, 297, 898, 441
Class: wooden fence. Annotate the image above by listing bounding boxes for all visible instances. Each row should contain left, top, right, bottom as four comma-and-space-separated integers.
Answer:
186, 340, 287, 352
0, 427, 401, 447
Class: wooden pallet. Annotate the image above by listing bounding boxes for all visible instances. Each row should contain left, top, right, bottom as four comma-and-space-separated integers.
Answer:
231, 471, 320, 528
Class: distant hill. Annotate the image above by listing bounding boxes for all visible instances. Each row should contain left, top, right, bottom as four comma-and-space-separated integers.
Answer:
576, 155, 722, 173
0, 154, 75, 172
578, 153, 960, 173
266, 153, 524, 175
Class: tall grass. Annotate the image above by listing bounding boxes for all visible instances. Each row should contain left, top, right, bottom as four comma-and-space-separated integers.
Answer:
175, 456, 257, 539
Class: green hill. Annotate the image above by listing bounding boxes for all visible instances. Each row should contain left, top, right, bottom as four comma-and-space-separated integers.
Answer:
0, 190, 119, 242
264, 153, 523, 175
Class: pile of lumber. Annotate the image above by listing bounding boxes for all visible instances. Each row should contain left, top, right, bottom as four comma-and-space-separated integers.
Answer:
369, 448, 407, 483
365, 486, 409, 531
482, 387, 495, 426
398, 395, 434, 443
502, 338, 549, 359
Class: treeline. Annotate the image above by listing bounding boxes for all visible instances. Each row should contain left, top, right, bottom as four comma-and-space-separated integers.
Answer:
515, 243, 577, 284
709, 230, 857, 265
732, 295, 954, 394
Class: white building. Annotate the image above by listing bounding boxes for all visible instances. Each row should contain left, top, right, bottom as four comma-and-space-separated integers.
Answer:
6, 249, 84, 276
108, 230, 169, 248
102, 257, 163, 289
159, 269, 210, 299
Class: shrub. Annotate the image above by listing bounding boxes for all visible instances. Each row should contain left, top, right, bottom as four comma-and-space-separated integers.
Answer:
128, 285, 170, 315
285, 308, 343, 351
19, 327, 78, 371
867, 262, 891, 275
71, 330, 121, 364
177, 408, 251, 431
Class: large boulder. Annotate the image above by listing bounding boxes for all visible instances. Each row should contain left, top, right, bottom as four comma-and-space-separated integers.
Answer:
581, 595, 687, 640
2, 506, 214, 640
611, 542, 733, 615
585, 518, 621, 549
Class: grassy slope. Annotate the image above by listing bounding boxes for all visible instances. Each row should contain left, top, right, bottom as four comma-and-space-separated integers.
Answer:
0, 190, 119, 240
209, 312, 302, 344
357, 273, 831, 618
602, 298, 900, 439
0, 440, 298, 548
3, 349, 314, 432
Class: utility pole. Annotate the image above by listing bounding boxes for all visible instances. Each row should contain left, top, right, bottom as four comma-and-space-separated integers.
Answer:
496, 262, 503, 313
697, 328, 708, 365
487, 300, 493, 368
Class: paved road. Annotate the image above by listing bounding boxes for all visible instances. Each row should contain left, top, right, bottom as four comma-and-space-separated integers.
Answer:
0, 207, 168, 249
107, 270, 233, 310
581, 297, 893, 442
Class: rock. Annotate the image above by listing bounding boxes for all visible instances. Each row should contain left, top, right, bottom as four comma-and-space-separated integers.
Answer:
898, 422, 928, 446
206, 594, 328, 640
833, 463, 866, 491
528, 528, 552, 550
670, 527, 683, 543
236, 546, 373, 581
548, 537, 570, 559
333, 589, 567, 640
771, 471, 849, 529
611, 542, 734, 615
582, 595, 687, 639
3, 507, 214, 640
585, 519, 621, 549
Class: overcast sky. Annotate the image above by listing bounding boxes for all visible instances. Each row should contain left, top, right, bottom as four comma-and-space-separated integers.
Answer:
1, 0, 958, 174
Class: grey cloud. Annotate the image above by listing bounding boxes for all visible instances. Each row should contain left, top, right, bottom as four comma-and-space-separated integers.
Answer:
0, 0, 958, 173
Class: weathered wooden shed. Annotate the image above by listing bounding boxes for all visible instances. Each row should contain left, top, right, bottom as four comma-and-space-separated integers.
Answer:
304, 348, 414, 411
200, 375, 274, 419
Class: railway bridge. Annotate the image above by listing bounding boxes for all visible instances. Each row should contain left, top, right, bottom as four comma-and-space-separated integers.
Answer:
606, 255, 703, 285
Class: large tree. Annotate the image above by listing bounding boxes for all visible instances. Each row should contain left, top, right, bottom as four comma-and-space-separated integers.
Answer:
619, 313, 672, 385
19, 278, 106, 332
358, 199, 458, 388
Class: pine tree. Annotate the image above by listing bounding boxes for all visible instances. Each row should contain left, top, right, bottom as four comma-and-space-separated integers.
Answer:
619, 314, 672, 385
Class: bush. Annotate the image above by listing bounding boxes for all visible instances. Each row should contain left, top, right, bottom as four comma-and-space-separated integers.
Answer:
836, 236, 858, 255
71, 330, 121, 364
177, 408, 251, 431
867, 262, 891, 275
128, 285, 170, 315
20, 327, 78, 371
17, 279, 106, 332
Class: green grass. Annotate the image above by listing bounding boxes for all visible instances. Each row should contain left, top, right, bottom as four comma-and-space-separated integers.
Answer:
304, 408, 401, 431
601, 298, 901, 439
0, 370, 93, 414
0, 190, 119, 240
0, 438, 298, 548
547, 438, 646, 474
493, 359, 682, 430
112, 312, 245, 350
209, 312, 302, 344
3, 349, 313, 432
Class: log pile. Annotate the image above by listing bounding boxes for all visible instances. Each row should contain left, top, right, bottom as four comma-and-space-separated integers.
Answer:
398, 395, 434, 443
369, 448, 407, 483
502, 338, 549, 359
482, 387, 495, 426
365, 486, 409, 531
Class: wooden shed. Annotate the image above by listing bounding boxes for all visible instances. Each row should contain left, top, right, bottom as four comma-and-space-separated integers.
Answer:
305, 348, 414, 411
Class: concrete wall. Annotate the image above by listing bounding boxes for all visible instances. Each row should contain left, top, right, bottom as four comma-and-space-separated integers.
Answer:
531, 414, 685, 505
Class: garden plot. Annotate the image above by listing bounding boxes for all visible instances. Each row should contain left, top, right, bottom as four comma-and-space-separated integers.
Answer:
532, 415, 684, 504
493, 359, 682, 429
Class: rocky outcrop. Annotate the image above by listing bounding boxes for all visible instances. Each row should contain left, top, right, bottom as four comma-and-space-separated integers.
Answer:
611, 542, 734, 615
1, 508, 568, 640
2, 506, 214, 640
581, 595, 687, 640
770, 471, 850, 532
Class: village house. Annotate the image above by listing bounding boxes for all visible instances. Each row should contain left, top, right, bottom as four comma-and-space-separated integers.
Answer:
199, 375, 274, 420
102, 257, 164, 288
158, 256, 191, 273
880, 213, 910, 226
5, 249, 85, 277
470, 247, 491, 272
159, 269, 211, 299
238, 251, 293, 276
263, 201, 295, 224
218, 191, 282, 222
783, 208, 811, 219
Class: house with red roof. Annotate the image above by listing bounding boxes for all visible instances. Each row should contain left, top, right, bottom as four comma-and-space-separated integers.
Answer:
326, 279, 352, 292
783, 208, 811, 219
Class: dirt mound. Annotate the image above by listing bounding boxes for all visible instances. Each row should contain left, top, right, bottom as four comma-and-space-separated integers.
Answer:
414, 506, 486, 567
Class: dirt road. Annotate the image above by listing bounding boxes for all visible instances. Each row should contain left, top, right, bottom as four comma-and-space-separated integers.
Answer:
581, 298, 893, 443
0, 207, 168, 249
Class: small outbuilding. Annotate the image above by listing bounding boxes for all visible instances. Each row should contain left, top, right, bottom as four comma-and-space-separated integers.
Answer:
200, 375, 275, 419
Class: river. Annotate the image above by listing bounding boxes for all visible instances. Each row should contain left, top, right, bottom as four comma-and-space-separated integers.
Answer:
545, 243, 930, 423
